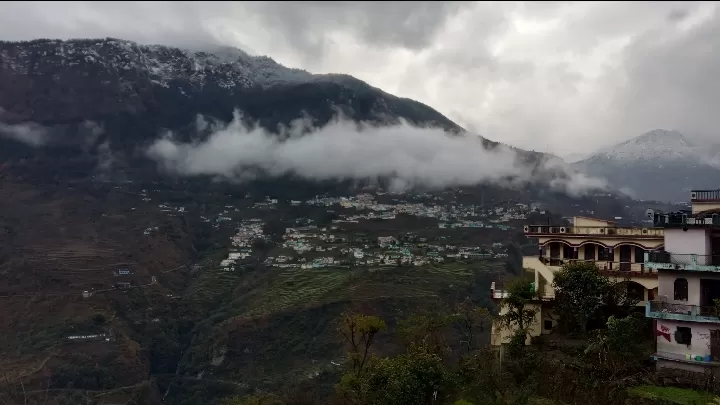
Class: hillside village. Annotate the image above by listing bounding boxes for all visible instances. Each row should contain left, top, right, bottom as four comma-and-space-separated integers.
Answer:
192, 193, 532, 272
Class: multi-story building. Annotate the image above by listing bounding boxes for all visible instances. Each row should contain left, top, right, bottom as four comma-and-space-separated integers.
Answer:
645, 189, 720, 374
491, 215, 664, 346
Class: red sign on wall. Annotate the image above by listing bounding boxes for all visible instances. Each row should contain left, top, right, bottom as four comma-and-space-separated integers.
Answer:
656, 325, 671, 342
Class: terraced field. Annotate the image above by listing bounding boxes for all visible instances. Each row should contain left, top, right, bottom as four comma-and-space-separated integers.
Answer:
181, 261, 504, 391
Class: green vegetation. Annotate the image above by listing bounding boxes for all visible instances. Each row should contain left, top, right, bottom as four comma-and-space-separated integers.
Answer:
552, 261, 637, 335
627, 386, 716, 405
216, 261, 698, 405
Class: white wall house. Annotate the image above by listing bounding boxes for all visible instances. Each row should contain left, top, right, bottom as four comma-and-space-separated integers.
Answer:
645, 189, 720, 375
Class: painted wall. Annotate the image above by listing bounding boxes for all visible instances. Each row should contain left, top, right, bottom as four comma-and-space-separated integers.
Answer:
655, 319, 716, 361
692, 202, 720, 214
535, 235, 663, 250
573, 217, 614, 227
658, 272, 720, 306
665, 229, 710, 262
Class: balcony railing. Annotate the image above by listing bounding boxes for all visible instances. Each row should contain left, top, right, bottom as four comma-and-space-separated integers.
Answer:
646, 301, 720, 323
525, 225, 663, 237
692, 189, 720, 201
538, 257, 657, 277
653, 212, 720, 227
645, 252, 720, 272
490, 281, 553, 300
647, 252, 720, 267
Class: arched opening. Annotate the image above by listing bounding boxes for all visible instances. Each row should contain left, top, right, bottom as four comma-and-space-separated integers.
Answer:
674, 278, 688, 301
613, 243, 649, 272
580, 242, 604, 261
542, 240, 576, 265
620, 281, 646, 303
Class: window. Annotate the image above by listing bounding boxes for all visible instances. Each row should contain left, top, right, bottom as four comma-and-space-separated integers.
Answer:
675, 326, 692, 345
674, 278, 689, 301
635, 247, 645, 263
544, 320, 553, 330
584, 244, 596, 261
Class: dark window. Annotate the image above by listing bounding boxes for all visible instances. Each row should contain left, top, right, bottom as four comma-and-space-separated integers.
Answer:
635, 247, 646, 263
674, 278, 689, 301
584, 244, 596, 260
544, 320, 553, 330
675, 326, 692, 345
550, 243, 560, 258
598, 247, 610, 261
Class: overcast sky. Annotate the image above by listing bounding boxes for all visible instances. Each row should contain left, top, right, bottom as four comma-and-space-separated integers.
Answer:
1, 1, 718, 157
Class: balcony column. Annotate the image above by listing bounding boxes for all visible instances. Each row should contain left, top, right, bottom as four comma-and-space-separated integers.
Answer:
573, 247, 578, 261
609, 248, 614, 270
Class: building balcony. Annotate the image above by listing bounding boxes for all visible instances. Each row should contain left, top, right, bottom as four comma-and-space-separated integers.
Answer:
524, 225, 663, 238
537, 257, 658, 279
645, 300, 720, 323
691, 189, 720, 202
652, 212, 720, 228
645, 252, 720, 272
489, 281, 554, 301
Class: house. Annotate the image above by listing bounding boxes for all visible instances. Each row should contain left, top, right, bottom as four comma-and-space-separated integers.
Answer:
377, 236, 397, 248
645, 189, 720, 375
490, 215, 664, 346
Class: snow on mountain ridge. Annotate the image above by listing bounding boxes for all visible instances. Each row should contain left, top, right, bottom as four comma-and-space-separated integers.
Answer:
0, 38, 346, 91
588, 129, 717, 164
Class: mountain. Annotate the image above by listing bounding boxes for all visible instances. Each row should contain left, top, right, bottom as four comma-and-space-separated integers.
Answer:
0, 38, 575, 186
0, 38, 464, 150
574, 129, 720, 202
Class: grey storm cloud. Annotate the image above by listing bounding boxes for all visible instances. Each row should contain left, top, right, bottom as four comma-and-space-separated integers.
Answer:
1, 1, 719, 157
146, 111, 607, 196
0, 120, 49, 146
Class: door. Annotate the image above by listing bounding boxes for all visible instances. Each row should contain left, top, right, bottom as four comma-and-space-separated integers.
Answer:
584, 244, 596, 261
712, 236, 720, 266
700, 279, 720, 308
619, 246, 632, 271
550, 243, 560, 258
712, 330, 720, 362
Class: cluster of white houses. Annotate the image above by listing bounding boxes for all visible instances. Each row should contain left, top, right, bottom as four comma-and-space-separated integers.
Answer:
491, 189, 720, 375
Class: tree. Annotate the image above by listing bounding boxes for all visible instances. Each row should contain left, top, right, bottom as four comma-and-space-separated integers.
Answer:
398, 312, 454, 356
496, 277, 539, 347
338, 312, 386, 377
222, 393, 285, 405
552, 261, 613, 334
584, 315, 646, 378
451, 298, 490, 355
336, 346, 450, 405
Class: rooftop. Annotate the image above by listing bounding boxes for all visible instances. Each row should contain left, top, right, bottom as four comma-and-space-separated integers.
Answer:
691, 189, 720, 202
652, 211, 720, 228
524, 224, 663, 237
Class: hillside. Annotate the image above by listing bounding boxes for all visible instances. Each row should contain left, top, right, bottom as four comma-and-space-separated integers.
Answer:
0, 37, 659, 405
0, 38, 463, 148
574, 129, 720, 202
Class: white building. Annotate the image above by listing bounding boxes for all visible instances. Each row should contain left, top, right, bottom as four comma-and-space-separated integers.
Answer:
645, 189, 720, 375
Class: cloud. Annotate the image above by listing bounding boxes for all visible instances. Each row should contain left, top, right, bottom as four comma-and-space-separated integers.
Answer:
0, 121, 49, 146
146, 111, 606, 196
2, 2, 719, 157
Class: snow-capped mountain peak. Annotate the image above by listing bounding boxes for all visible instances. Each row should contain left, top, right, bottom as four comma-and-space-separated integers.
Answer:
591, 129, 708, 163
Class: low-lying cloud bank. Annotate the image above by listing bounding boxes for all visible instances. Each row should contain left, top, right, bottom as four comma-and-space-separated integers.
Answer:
146, 111, 608, 196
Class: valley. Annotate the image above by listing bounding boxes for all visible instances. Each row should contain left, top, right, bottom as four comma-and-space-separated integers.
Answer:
0, 167, 666, 404
0, 36, 709, 405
